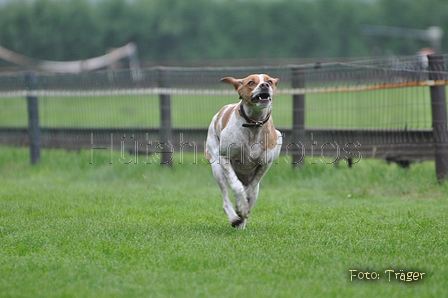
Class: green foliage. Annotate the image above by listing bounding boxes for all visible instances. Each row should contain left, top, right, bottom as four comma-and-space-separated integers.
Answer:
0, 0, 101, 61
0, 146, 447, 297
0, 0, 448, 65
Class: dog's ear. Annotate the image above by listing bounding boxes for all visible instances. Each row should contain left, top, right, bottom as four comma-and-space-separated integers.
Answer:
272, 78, 279, 86
220, 77, 243, 91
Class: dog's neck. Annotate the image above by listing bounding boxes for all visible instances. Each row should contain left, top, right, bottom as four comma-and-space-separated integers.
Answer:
239, 102, 271, 128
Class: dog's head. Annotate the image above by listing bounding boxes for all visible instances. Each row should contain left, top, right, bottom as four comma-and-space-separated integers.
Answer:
220, 74, 279, 109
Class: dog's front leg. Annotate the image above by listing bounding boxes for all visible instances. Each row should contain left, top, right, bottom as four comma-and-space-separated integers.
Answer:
219, 157, 249, 228
210, 162, 240, 225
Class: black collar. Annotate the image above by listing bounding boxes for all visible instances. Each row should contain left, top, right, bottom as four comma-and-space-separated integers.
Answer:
239, 102, 271, 128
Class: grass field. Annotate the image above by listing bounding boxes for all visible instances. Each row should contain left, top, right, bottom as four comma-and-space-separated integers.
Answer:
0, 146, 447, 297
0, 86, 436, 129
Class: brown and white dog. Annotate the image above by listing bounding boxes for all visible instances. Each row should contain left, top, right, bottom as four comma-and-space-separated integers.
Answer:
206, 74, 282, 228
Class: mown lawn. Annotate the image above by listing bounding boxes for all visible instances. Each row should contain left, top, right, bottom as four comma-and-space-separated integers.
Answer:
0, 146, 447, 297
0, 85, 436, 130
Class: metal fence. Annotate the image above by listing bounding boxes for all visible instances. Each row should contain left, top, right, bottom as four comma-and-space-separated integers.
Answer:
0, 54, 447, 178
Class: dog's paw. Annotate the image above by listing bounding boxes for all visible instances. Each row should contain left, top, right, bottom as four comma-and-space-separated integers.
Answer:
231, 217, 247, 229
231, 217, 244, 228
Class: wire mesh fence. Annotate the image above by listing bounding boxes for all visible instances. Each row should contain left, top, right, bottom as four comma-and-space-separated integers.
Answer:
1, 54, 448, 169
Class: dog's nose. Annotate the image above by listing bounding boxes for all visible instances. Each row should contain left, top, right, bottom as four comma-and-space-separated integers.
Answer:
259, 82, 269, 89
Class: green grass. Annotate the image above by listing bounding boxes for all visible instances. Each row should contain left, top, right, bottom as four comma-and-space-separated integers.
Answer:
0, 146, 447, 297
0, 86, 440, 129
305, 87, 433, 129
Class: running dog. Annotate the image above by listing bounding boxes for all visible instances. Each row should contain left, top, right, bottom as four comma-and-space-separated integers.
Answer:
205, 74, 282, 228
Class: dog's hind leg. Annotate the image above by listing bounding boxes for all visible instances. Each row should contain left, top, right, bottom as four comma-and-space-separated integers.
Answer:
245, 162, 273, 215
246, 182, 260, 212
211, 162, 241, 226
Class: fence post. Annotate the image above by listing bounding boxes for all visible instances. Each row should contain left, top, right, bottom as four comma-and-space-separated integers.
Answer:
291, 67, 306, 168
428, 54, 448, 182
25, 71, 41, 165
157, 68, 173, 167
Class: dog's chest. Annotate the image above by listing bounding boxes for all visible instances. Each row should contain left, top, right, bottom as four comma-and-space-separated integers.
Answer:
219, 127, 275, 167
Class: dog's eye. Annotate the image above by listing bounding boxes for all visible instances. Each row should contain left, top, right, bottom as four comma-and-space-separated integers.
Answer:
267, 80, 273, 85
248, 81, 255, 86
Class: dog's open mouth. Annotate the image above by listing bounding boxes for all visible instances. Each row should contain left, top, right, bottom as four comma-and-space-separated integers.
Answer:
251, 93, 271, 103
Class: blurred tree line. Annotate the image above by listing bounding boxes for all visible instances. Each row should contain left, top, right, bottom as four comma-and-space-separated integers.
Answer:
0, 0, 447, 66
